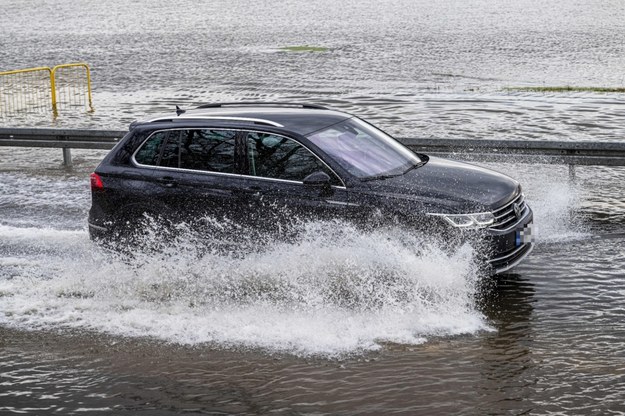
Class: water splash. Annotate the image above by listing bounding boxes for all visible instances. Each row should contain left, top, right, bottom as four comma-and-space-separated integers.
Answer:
0, 220, 488, 357
481, 163, 590, 243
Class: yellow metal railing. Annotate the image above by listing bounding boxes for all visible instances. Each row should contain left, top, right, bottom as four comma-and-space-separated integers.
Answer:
0, 66, 52, 114
0, 63, 94, 116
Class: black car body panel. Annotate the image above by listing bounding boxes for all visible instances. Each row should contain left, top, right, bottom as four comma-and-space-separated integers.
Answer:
357, 156, 519, 212
89, 103, 533, 274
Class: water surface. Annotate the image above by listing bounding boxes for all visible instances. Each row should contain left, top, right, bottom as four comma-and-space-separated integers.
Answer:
2, 0, 625, 414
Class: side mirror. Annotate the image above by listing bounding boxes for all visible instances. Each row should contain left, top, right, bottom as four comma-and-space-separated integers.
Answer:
303, 171, 331, 186
303, 171, 334, 196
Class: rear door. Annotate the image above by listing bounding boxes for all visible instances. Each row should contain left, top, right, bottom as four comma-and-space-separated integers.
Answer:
133, 128, 244, 226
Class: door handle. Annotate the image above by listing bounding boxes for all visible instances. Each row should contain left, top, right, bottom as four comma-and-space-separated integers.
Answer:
236, 186, 261, 193
233, 186, 262, 198
159, 176, 177, 188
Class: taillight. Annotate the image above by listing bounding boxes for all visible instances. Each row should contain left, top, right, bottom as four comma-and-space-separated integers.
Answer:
90, 173, 104, 191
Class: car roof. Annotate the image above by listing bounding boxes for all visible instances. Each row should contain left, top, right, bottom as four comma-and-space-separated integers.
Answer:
133, 103, 353, 136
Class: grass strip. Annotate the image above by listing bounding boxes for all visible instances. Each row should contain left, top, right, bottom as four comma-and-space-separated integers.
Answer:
280, 46, 329, 52
507, 86, 625, 93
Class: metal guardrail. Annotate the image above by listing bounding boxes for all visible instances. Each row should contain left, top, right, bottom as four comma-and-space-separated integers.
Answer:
401, 137, 625, 167
1, 128, 625, 177
0, 128, 123, 166
401, 138, 625, 179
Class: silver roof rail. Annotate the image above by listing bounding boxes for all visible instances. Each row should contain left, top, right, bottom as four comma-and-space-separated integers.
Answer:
196, 102, 329, 110
146, 115, 284, 127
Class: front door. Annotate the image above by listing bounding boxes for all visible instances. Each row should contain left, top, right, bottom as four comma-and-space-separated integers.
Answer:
238, 131, 351, 237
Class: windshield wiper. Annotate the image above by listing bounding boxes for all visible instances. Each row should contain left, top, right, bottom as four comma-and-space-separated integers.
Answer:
362, 161, 427, 182
402, 160, 427, 174
361, 172, 403, 182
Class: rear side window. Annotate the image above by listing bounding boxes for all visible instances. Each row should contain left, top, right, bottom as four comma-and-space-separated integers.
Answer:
134, 129, 236, 174
246, 132, 341, 184
134, 131, 168, 166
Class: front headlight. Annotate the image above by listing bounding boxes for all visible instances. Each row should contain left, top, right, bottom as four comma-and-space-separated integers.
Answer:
427, 212, 495, 229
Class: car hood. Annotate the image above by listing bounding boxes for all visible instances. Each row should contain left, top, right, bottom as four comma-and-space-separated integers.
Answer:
360, 156, 520, 213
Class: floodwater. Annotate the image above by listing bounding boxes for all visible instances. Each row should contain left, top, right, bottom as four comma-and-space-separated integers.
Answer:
1, 0, 625, 414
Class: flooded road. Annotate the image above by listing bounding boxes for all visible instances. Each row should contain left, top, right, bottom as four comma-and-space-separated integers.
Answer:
2, 0, 625, 141
2, 0, 625, 414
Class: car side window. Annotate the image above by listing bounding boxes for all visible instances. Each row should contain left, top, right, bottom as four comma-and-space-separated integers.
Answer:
135, 129, 236, 173
246, 132, 341, 184
179, 129, 236, 173
134, 131, 168, 166
159, 132, 181, 169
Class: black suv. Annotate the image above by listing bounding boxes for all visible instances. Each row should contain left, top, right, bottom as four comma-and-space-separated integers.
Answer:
89, 103, 533, 273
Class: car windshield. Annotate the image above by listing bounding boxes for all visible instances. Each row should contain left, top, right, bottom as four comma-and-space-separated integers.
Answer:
306, 118, 422, 179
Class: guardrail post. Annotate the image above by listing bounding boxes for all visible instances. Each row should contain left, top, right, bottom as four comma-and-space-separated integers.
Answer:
568, 164, 576, 182
62, 148, 72, 167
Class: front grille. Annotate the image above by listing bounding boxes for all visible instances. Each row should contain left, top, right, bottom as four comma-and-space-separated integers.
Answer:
490, 193, 527, 231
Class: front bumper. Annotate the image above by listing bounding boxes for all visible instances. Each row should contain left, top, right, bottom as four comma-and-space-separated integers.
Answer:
486, 206, 534, 274
488, 241, 534, 274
